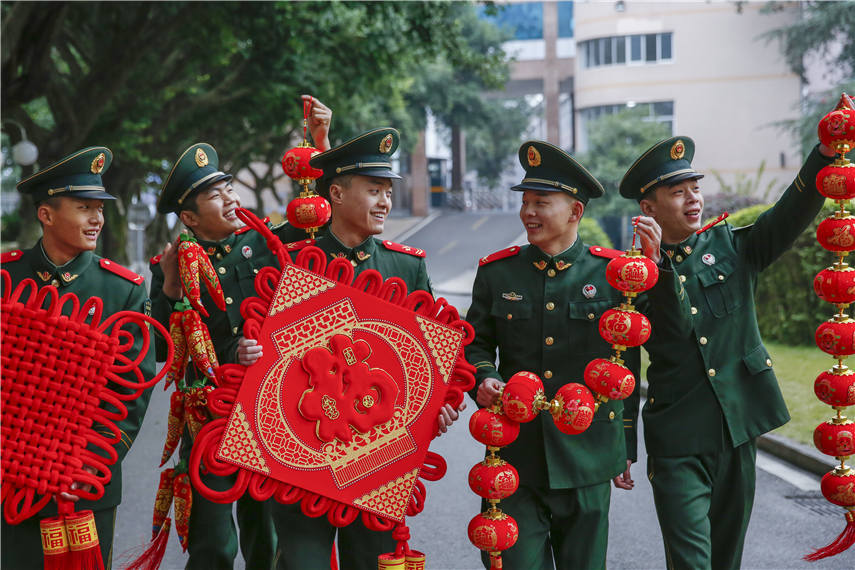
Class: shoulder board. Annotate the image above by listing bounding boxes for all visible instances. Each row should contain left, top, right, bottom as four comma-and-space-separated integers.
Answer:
381, 240, 426, 258
285, 239, 317, 251
479, 245, 522, 266
100, 258, 145, 285
1, 250, 23, 264
150, 254, 162, 265
589, 246, 624, 259
235, 217, 270, 235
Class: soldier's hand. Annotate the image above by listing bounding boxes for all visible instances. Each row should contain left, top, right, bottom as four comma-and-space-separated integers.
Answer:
634, 216, 662, 263
612, 460, 634, 490
476, 378, 505, 408
160, 238, 183, 300
436, 401, 467, 437
237, 337, 263, 367
304, 94, 332, 152
58, 466, 97, 502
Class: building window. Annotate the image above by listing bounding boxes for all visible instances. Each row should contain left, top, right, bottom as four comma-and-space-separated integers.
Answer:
577, 101, 675, 152
558, 1, 574, 38
479, 2, 544, 40
581, 32, 674, 68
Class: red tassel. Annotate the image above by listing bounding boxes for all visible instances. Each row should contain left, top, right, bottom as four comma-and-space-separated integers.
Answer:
65, 510, 105, 570
488, 551, 504, 569
331, 541, 338, 570
805, 508, 855, 561
40, 515, 71, 570
124, 518, 172, 570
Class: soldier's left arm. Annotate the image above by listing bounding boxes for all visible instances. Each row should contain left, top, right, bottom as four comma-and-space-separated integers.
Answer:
740, 145, 836, 271
414, 258, 433, 295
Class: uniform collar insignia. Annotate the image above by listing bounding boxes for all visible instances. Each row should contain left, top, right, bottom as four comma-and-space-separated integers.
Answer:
223, 244, 232, 254
502, 292, 524, 301
532, 260, 548, 271
555, 260, 572, 271
37, 270, 52, 282
206, 246, 217, 256
665, 249, 674, 258
356, 250, 371, 262
61, 271, 78, 283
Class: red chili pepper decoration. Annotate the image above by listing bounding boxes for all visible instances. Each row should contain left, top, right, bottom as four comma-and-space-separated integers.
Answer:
165, 311, 189, 390
198, 253, 226, 312
172, 472, 193, 552
152, 469, 176, 540
177, 235, 207, 317
160, 391, 186, 467
181, 309, 218, 383
183, 386, 212, 439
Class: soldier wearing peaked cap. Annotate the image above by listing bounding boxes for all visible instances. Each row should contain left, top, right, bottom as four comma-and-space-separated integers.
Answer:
465, 140, 689, 569
238, 128, 463, 570
1, 147, 156, 569
621, 135, 837, 569
146, 96, 333, 570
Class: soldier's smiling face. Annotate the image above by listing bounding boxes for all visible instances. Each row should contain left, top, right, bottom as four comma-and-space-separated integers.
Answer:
38, 197, 104, 258
329, 175, 392, 243
641, 178, 704, 243
180, 180, 242, 241
519, 190, 584, 255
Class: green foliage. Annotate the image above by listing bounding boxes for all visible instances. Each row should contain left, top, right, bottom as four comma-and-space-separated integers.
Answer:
464, 98, 533, 187
717, 203, 771, 228
577, 107, 671, 216
578, 217, 613, 249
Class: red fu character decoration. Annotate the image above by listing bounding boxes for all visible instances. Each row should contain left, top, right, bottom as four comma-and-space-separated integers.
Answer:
807, 93, 855, 562
282, 97, 331, 239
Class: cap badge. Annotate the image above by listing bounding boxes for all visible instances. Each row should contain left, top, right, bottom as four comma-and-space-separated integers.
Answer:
90, 152, 106, 174
582, 284, 597, 298
379, 134, 394, 154
670, 140, 685, 160
195, 147, 209, 168
527, 145, 542, 167
501, 292, 523, 301
241, 245, 253, 259
702, 253, 716, 266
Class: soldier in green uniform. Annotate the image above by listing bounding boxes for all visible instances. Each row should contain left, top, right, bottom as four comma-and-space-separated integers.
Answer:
148, 95, 332, 570
238, 128, 462, 570
466, 140, 689, 569
620, 135, 837, 569
1, 147, 155, 569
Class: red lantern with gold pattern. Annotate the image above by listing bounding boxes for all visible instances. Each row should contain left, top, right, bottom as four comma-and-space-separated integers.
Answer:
469, 408, 520, 448
818, 108, 855, 154
816, 317, 855, 356
599, 308, 651, 348
548, 383, 596, 435
815, 265, 855, 305
821, 468, 855, 508
814, 420, 855, 457
817, 215, 855, 253
605, 252, 659, 296
285, 194, 331, 230
281, 142, 324, 182
467, 510, 519, 552
815, 367, 855, 407
468, 458, 520, 500
584, 358, 636, 401
501, 372, 545, 423
817, 163, 855, 201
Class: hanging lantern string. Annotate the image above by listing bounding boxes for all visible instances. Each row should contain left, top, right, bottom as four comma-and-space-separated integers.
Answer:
303, 96, 313, 140
696, 211, 729, 235
631, 216, 639, 250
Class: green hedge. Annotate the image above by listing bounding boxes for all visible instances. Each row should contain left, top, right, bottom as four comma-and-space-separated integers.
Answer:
579, 217, 613, 249
728, 200, 838, 345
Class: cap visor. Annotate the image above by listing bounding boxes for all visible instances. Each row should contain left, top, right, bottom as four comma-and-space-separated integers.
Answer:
667, 172, 704, 185
196, 172, 234, 191
71, 189, 116, 200
353, 168, 402, 180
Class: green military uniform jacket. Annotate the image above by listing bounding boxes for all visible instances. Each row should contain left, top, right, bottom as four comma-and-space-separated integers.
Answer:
465, 238, 688, 489
1, 242, 155, 513
643, 146, 834, 457
287, 228, 432, 294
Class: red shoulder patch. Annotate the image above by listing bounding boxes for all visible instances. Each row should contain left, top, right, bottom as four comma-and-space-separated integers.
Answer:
150, 254, 162, 265
381, 240, 426, 258
235, 216, 270, 235
589, 245, 624, 259
479, 245, 522, 266
1, 250, 23, 264
285, 239, 317, 251
100, 258, 144, 285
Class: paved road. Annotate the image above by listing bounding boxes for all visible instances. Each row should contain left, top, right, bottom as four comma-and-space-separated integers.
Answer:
113, 211, 850, 569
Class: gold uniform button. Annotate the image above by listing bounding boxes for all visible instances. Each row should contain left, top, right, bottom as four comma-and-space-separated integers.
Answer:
225, 297, 234, 305
718, 274, 725, 281
679, 275, 687, 283
216, 253, 223, 260
649, 397, 655, 404
544, 370, 553, 379
547, 269, 557, 277
507, 313, 513, 320
587, 313, 595, 320
545, 336, 554, 346
546, 302, 555, 311
708, 368, 716, 377
253, 268, 259, 274
766, 358, 772, 366
699, 337, 708, 345
233, 326, 239, 334
608, 411, 615, 420
691, 306, 698, 315
51, 279, 60, 287
675, 255, 683, 262
218, 267, 226, 275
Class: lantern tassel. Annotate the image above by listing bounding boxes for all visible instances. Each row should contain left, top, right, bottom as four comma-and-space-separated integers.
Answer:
804, 508, 855, 561
64, 510, 105, 570
488, 551, 504, 569
124, 518, 172, 570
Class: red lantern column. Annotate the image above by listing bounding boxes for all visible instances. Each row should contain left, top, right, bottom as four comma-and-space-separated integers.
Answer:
807, 93, 855, 562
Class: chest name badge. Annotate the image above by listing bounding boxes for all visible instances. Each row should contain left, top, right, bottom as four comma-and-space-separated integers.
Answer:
582, 284, 597, 298
702, 253, 716, 266
501, 292, 523, 301
242, 245, 253, 259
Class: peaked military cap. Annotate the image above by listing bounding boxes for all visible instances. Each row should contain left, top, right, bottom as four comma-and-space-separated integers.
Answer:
157, 143, 233, 214
510, 140, 604, 204
17, 146, 115, 203
619, 136, 704, 201
310, 127, 402, 182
